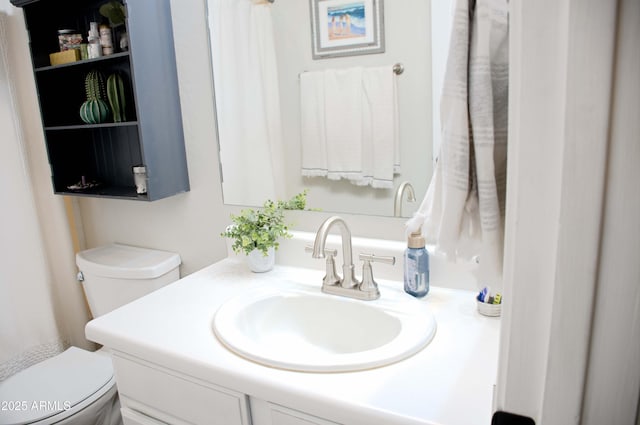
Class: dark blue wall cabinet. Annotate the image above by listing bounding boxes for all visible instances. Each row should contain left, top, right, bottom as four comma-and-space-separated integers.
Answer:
12, 0, 190, 201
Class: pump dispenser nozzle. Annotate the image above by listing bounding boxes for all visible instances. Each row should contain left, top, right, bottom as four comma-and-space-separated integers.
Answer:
408, 228, 425, 249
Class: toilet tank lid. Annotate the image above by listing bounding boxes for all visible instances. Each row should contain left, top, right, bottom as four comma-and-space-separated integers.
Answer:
0, 347, 113, 425
76, 243, 181, 280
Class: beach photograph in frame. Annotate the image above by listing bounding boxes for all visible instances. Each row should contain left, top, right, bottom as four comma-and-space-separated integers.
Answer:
310, 0, 385, 59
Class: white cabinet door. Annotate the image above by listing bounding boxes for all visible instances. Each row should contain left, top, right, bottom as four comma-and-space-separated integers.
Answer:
112, 352, 251, 425
250, 398, 340, 425
121, 407, 168, 425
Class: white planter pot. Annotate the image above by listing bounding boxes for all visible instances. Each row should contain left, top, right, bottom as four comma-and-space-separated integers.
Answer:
247, 247, 275, 273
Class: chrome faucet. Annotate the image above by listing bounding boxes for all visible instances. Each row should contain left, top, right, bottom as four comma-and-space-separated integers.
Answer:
311, 216, 395, 301
394, 181, 416, 217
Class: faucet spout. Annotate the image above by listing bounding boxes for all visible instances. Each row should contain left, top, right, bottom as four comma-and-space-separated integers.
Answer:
312, 216, 358, 289
394, 181, 416, 217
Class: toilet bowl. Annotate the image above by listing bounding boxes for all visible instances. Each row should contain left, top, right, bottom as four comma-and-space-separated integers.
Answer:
0, 244, 181, 425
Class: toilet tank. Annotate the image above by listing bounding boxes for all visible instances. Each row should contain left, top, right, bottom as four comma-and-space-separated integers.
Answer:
77, 243, 181, 317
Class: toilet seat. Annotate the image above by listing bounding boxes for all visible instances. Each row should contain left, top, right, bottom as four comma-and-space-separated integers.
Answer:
0, 347, 116, 425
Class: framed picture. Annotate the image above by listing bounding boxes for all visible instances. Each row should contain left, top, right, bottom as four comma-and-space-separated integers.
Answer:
309, 0, 385, 59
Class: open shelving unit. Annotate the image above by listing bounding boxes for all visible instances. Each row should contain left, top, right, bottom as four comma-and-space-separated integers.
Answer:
12, 0, 190, 201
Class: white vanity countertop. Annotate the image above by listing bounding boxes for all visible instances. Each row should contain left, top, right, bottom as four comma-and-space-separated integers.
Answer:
86, 258, 500, 425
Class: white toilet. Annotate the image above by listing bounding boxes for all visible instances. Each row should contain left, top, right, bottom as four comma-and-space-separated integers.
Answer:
0, 243, 181, 425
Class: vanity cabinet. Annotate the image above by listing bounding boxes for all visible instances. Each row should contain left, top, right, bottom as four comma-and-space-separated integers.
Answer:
110, 352, 338, 425
12, 0, 189, 201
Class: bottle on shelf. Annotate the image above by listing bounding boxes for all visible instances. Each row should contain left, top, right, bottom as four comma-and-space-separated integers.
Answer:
87, 22, 102, 59
99, 24, 114, 55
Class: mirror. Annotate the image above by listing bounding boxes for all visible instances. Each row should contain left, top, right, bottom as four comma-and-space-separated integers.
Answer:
207, 0, 437, 217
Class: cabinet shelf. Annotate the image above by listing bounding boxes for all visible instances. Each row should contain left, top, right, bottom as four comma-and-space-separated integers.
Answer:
56, 185, 145, 200
35, 51, 130, 73
45, 121, 138, 131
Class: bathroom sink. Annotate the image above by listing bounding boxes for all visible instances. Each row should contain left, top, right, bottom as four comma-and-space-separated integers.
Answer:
213, 286, 436, 372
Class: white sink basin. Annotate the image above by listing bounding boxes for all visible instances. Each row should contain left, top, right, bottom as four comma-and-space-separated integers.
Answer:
213, 285, 436, 372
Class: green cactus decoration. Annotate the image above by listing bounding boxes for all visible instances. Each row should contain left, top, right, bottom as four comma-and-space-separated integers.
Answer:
79, 70, 110, 124
107, 72, 127, 122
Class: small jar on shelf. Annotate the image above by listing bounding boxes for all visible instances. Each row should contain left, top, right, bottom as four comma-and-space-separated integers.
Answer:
99, 24, 114, 55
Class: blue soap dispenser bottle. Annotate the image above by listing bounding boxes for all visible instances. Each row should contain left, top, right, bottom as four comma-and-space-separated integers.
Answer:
404, 228, 429, 298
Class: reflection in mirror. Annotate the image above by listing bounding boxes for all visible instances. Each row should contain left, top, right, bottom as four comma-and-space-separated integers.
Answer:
207, 0, 438, 217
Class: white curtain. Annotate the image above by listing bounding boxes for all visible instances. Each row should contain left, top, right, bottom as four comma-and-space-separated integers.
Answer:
407, 0, 509, 290
0, 13, 67, 381
208, 0, 285, 206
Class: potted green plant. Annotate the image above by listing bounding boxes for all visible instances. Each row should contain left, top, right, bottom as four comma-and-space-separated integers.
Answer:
99, 1, 126, 26
221, 191, 307, 272
99, 1, 128, 51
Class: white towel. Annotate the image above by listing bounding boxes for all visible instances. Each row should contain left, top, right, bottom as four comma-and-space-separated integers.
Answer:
323, 67, 364, 181
300, 71, 328, 177
300, 66, 400, 188
407, 0, 509, 288
361, 66, 400, 189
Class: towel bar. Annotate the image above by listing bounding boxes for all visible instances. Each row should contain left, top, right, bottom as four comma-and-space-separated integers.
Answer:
299, 63, 404, 79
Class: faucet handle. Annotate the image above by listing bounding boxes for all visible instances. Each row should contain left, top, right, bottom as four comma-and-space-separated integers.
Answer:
306, 245, 340, 287
358, 253, 396, 265
305, 245, 338, 257
358, 253, 396, 300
